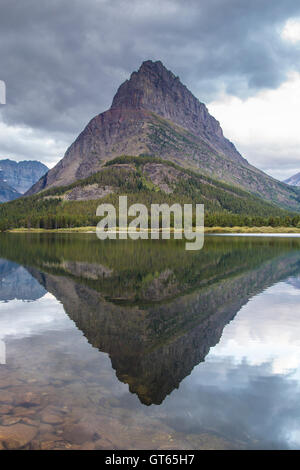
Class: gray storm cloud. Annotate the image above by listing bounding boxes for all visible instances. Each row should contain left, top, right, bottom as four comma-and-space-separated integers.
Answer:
1, 0, 300, 173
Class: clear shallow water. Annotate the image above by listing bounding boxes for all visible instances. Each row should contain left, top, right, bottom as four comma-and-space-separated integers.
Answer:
0, 234, 300, 449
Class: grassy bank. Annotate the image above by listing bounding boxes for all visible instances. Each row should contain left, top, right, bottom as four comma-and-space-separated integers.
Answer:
205, 226, 300, 233
7, 226, 300, 234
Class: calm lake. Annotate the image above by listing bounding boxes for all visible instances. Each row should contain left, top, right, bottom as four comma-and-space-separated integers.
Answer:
0, 233, 300, 450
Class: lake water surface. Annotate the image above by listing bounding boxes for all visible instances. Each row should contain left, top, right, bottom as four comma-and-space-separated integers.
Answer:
0, 233, 300, 450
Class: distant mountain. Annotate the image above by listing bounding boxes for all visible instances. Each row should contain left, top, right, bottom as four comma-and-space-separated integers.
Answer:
284, 172, 300, 187
27, 60, 300, 212
0, 159, 48, 195
0, 179, 21, 203
287, 276, 300, 290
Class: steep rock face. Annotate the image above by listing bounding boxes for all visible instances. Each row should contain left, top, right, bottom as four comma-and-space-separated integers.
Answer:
26, 61, 300, 211
111, 60, 245, 164
29, 108, 151, 191
0, 159, 48, 194
284, 172, 300, 187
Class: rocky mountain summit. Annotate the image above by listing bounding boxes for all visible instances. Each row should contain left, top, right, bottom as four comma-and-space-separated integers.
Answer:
27, 60, 300, 211
111, 60, 244, 164
284, 172, 300, 187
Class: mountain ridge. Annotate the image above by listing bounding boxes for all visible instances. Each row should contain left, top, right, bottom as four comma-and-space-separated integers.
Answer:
284, 172, 300, 187
0, 158, 48, 194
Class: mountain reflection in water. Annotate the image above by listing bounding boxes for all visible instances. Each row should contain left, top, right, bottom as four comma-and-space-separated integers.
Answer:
0, 234, 300, 449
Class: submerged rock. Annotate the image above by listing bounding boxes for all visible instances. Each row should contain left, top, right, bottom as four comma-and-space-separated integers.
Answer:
0, 423, 37, 449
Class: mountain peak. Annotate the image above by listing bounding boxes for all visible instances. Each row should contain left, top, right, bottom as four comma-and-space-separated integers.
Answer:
111, 59, 179, 111
140, 59, 165, 70
111, 59, 215, 130
138, 59, 177, 79
111, 60, 245, 163
31, 60, 300, 207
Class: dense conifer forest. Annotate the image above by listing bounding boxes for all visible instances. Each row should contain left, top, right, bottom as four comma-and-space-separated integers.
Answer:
0, 156, 299, 231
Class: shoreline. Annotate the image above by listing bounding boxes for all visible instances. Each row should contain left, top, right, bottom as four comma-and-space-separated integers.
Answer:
5, 226, 300, 234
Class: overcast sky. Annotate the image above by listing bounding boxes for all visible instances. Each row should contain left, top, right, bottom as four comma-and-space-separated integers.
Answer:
1, 0, 300, 180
